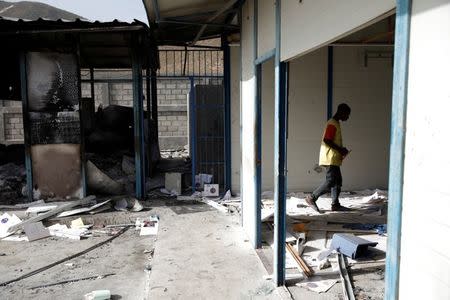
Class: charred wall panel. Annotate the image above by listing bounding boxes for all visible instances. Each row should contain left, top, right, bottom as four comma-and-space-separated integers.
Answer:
26, 52, 82, 199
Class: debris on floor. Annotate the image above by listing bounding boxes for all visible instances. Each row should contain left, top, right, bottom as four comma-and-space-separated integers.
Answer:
257, 189, 388, 297
136, 215, 159, 236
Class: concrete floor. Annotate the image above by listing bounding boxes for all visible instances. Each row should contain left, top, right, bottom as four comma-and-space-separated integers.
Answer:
0, 199, 281, 300
147, 200, 280, 299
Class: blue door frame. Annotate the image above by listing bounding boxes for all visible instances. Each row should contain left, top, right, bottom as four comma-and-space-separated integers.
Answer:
385, 0, 411, 299
248, 0, 411, 290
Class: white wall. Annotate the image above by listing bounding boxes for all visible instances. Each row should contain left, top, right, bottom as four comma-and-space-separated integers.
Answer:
261, 59, 274, 191
235, 45, 393, 192
257, 0, 275, 56
286, 48, 328, 191
334, 46, 392, 190
281, 0, 395, 61
230, 45, 241, 193
240, 0, 259, 247
399, 1, 450, 299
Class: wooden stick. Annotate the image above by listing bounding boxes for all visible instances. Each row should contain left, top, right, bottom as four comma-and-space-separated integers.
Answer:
286, 243, 313, 277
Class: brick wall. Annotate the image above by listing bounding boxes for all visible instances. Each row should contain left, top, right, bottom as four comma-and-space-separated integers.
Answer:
4, 113, 24, 141
1, 79, 191, 150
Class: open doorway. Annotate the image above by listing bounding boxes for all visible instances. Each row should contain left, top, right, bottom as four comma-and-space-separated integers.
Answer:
256, 14, 395, 299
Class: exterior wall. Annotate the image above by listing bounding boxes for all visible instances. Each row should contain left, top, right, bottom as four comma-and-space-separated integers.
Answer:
230, 45, 241, 193
399, 1, 450, 298
281, 0, 395, 61
240, 0, 259, 246
1, 79, 190, 150
82, 79, 190, 149
257, 0, 275, 56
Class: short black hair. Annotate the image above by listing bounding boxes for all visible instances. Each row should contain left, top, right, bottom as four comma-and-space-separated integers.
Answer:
337, 103, 351, 114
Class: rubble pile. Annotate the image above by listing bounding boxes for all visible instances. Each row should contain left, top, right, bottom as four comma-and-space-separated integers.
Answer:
0, 163, 26, 204
160, 145, 189, 159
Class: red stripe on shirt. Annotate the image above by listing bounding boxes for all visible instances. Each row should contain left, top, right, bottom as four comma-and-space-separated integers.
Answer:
324, 124, 337, 140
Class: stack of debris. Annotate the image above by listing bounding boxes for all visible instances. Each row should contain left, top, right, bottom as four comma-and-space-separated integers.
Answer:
259, 189, 388, 298
0, 195, 159, 243
0, 163, 26, 204
160, 145, 189, 159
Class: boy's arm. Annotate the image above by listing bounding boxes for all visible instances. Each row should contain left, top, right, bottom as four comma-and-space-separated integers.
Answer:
323, 124, 348, 156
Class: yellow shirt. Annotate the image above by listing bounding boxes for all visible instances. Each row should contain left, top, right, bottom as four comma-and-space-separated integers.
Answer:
319, 118, 343, 166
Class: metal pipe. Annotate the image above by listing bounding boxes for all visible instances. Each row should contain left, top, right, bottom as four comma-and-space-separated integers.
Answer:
160, 19, 239, 29
385, 0, 412, 299
190, 0, 239, 45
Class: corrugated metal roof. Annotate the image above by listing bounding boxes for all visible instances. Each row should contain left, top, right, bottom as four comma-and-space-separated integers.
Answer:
0, 16, 157, 69
142, 0, 241, 45
0, 16, 149, 32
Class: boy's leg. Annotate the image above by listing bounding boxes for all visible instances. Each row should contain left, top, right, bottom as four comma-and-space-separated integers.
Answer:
305, 166, 333, 213
330, 166, 342, 205
311, 166, 333, 200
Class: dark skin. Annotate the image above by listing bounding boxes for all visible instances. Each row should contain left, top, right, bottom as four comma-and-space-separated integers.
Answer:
323, 110, 350, 157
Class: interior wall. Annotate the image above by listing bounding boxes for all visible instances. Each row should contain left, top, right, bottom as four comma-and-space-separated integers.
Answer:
399, 1, 450, 298
334, 46, 392, 190
286, 48, 328, 191
261, 59, 274, 191
239, 45, 392, 192
281, 0, 395, 61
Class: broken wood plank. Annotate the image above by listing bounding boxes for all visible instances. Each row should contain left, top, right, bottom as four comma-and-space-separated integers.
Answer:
7, 196, 95, 235
286, 243, 313, 277
289, 212, 386, 224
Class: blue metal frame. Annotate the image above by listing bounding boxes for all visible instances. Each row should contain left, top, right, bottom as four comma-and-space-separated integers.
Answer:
255, 49, 275, 65
19, 52, 33, 202
385, 0, 411, 299
76, 42, 87, 198
131, 44, 146, 200
274, 0, 288, 286
223, 40, 232, 193
327, 46, 334, 119
253, 0, 262, 249
189, 77, 197, 192
238, 8, 244, 226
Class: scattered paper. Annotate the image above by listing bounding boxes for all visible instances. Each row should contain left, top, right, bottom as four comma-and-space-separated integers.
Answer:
0, 213, 22, 239
48, 223, 90, 240
71, 218, 85, 229
136, 215, 159, 236
202, 199, 228, 213
203, 184, 219, 197
297, 278, 338, 293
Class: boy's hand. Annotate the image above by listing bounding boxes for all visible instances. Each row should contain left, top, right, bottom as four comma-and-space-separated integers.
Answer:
340, 147, 349, 157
